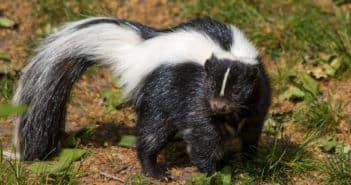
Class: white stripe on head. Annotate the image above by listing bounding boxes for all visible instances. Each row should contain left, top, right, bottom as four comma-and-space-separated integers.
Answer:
220, 67, 231, 96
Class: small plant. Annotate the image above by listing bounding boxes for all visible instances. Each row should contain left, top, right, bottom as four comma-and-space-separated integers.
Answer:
0, 144, 29, 185
220, 125, 316, 184
36, 0, 102, 25
185, 167, 234, 185
183, 0, 351, 83
294, 97, 345, 134
126, 174, 150, 185
0, 76, 17, 100
323, 152, 351, 185
185, 174, 211, 185
100, 87, 125, 113
255, 128, 316, 183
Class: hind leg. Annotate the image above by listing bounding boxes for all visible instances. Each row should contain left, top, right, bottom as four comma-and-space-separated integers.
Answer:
136, 117, 176, 178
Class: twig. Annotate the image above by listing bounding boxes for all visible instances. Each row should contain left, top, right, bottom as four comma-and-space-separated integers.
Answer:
99, 171, 125, 183
115, 165, 128, 174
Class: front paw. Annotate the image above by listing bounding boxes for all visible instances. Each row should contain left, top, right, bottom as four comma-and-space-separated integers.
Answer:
197, 164, 216, 177
143, 166, 164, 179
145, 170, 174, 182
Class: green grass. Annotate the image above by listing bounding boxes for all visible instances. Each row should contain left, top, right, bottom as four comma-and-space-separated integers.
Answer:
125, 174, 151, 185
322, 152, 351, 185
0, 159, 28, 185
0, 104, 81, 185
183, 0, 351, 69
0, 145, 84, 185
185, 174, 211, 185
237, 127, 316, 184
0, 143, 30, 185
36, 0, 111, 26
185, 124, 317, 184
294, 97, 346, 134
0, 75, 17, 101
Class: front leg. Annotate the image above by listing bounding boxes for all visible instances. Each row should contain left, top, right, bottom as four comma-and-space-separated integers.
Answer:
136, 122, 176, 179
239, 117, 264, 160
182, 125, 223, 176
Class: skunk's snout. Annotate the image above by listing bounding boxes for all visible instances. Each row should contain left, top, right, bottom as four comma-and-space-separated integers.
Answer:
210, 98, 234, 114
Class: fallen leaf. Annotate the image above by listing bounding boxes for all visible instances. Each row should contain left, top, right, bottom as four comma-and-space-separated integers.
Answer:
0, 64, 12, 74
264, 117, 277, 133
118, 135, 137, 148
0, 104, 27, 117
318, 53, 336, 62
280, 86, 305, 101
127, 113, 137, 121
0, 53, 11, 61
28, 149, 88, 174
308, 55, 342, 79
100, 88, 124, 112
0, 17, 16, 28
318, 136, 338, 153
309, 65, 330, 79
336, 144, 351, 155
296, 72, 320, 96
330, 58, 342, 71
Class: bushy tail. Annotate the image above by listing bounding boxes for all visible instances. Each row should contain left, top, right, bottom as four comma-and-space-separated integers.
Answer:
13, 17, 154, 160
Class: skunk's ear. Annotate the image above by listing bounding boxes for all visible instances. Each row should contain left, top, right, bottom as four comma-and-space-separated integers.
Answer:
204, 54, 217, 73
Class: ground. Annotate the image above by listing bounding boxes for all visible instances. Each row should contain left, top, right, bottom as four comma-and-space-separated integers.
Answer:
0, 0, 351, 185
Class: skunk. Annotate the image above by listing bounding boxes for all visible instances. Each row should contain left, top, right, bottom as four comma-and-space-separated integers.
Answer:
135, 56, 270, 178
12, 17, 271, 177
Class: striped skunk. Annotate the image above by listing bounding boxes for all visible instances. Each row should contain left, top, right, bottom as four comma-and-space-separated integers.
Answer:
136, 57, 270, 178
12, 17, 271, 177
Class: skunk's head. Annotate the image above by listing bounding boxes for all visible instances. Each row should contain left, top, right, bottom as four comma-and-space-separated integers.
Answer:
205, 55, 259, 115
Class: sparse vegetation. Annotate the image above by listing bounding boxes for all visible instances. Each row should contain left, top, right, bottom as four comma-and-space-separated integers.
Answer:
323, 152, 351, 185
36, 0, 109, 25
294, 97, 345, 134
229, 127, 316, 184
126, 174, 151, 185
1, 0, 351, 184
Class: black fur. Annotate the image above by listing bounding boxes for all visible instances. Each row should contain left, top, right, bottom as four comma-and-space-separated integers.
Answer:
135, 62, 218, 177
134, 57, 271, 178
163, 17, 233, 51
76, 18, 158, 39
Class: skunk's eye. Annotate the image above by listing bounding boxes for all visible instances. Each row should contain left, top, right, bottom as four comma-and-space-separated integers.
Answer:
231, 87, 240, 96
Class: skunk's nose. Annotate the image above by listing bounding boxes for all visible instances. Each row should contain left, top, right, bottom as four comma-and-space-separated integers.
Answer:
210, 98, 232, 113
